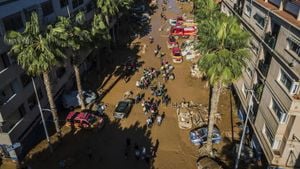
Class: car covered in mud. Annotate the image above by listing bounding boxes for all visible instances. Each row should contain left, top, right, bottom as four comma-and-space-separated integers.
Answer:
171, 47, 183, 63
113, 99, 133, 119
65, 111, 104, 129
190, 126, 221, 146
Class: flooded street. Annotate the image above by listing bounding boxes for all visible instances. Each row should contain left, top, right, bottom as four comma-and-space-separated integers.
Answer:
0, 1, 240, 169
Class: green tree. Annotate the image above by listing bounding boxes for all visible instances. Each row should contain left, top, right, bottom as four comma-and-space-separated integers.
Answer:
198, 16, 250, 155
96, 0, 119, 25
91, 12, 111, 73
96, 0, 119, 43
52, 12, 91, 110
4, 12, 66, 137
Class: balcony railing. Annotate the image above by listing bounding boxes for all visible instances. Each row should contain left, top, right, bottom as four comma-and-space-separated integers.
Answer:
258, 61, 270, 77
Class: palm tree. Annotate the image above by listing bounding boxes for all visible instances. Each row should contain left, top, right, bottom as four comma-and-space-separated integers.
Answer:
96, 0, 119, 43
52, 12, 91, 110
96, 0, 119, 25
194, 0, 219, 23
198, 16, 250, 155
91, 12, 111, 74
4, 12, 66, 137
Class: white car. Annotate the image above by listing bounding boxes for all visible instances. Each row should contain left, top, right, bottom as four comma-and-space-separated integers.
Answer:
169, 19, 177, 26
62, 90, 97, 109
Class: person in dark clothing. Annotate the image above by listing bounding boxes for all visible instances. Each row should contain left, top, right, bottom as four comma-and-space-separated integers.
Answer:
134, 144, 140, 160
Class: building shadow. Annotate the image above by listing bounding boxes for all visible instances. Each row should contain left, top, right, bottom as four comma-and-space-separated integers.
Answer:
24, 117, 156, 169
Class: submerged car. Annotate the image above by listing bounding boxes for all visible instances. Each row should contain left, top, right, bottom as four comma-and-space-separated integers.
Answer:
113, 99, 133, 119
62, 90, 97, 109
65, 111, 104, 129
190, 127, 222, 146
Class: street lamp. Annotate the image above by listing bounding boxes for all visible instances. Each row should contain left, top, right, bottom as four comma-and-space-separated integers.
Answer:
31, 78, 53, 153
234, 88, 255, 169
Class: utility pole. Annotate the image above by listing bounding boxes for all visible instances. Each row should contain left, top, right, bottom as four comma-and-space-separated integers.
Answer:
234, 89, 254, 169
32, 77, 53, 153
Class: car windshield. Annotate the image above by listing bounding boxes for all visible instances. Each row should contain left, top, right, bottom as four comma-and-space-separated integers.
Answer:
88, 115, 97, 124
116, 101, 128, 112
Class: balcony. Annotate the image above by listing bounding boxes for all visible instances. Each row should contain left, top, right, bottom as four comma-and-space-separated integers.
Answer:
290, 94, 300, 115
258, 61, 270, 77
264, 32, 277, 49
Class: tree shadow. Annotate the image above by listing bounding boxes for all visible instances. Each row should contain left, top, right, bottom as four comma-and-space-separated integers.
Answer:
24, 117, 156, 169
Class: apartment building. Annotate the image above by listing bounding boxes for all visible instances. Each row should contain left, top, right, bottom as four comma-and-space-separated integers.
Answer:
221, 0, 300, 168
0, 0, 100, 161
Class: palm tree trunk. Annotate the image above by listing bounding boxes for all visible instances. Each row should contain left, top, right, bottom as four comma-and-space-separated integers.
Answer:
206, 80, 222, 156
73, 64, 86, 110
105, 15, 116, 45
42, 72, 61, 138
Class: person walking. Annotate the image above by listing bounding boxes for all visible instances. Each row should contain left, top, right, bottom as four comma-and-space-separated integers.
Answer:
134, 144, 140, 160
157, 114, 162, 126
146, 116, 153, 127
141, 146, 146, 160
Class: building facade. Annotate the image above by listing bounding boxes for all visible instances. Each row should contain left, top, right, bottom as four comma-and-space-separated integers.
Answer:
221, 0, 300, 168
0, 0, 101, 161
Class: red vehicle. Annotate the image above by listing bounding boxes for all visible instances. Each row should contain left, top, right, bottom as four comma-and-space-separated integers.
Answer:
171, 47, 183, 63
65, 111, 104, 129
167, 36, 179, 48
176, 16, 184, 25
170, 26, 197, 37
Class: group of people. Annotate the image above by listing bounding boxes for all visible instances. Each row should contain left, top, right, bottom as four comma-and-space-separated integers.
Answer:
136, 67, 159, 89
141, 97, 165, 127
154, 44, 166, 58
160, 60, 175, 82
124, 138, 152, 164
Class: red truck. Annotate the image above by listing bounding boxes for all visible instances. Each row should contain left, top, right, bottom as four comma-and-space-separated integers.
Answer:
170, 26, 197, 37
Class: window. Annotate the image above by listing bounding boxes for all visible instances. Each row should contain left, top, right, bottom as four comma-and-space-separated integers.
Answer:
18, 104, 26, 117
3, 12, 24, 31
287, 38, 300, 57
60, 0, 69, 8
27, 93, 37, 110
11, 79, 21, 93
2, 108, 24, 132
245, 5, 252, 17
0, 53, 11, 71
56, 67, 66, 79
41, 0, 54, 16
270, 99, 287, 123
263, 124, 274, 146
278, 69, 299, 94
0, 83, 17, 105
20, 73, 31, 87
272, 139, 281, 150
253, 13, 265, 29
72, 0, 83, 9
246, 67, 253, 78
